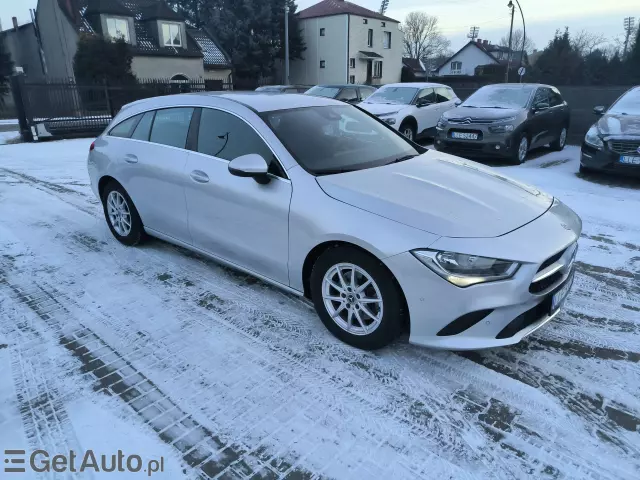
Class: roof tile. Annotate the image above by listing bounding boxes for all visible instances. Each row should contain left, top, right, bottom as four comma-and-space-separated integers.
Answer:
298, 0, 398, 23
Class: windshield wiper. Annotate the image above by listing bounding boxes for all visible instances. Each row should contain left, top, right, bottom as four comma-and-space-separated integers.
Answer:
387, 154, 418, 165
479, 105, 509, 109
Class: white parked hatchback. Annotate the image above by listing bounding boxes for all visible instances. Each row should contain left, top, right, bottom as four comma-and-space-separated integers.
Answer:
359, 82, 460, 141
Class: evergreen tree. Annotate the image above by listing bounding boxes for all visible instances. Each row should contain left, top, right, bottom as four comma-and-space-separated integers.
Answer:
607, 52, 624, 85
73, 34, 136, 84
531, 28, 585, 85
0, 37, 13, 105
583, 49, 609, 85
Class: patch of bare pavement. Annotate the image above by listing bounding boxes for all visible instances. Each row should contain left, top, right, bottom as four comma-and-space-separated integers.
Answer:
1, 141, 639, 479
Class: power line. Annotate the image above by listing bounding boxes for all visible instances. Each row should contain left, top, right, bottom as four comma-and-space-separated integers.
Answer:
623, 16, 635, 58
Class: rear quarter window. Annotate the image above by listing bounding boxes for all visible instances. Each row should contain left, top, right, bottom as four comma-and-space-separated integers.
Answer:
109, 114, 141, 138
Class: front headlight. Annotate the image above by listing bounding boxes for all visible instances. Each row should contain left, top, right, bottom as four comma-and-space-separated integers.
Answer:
377, 111, 398, 125
489, 124, 515, 133
436, 117, 446, 130
584, 126, 604, 150
412, 250, 520, 287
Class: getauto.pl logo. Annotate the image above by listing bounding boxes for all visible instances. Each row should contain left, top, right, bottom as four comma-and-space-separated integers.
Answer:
3, 449, 165, 476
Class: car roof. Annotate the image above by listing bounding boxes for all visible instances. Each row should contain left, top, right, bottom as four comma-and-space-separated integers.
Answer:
380, 82, 449, 89
122, 92, 345, 114
314, 84, 374, 88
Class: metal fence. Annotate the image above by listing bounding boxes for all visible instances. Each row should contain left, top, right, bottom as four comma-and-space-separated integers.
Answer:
10, 76, 232, 141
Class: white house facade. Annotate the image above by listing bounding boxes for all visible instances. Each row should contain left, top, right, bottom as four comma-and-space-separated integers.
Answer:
291, 0, 403, 86
435, 39, 527, 77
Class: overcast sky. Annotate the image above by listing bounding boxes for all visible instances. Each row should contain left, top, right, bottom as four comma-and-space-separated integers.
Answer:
2, 0, 637, 53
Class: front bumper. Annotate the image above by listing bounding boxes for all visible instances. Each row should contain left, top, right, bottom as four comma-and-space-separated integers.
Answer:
385, 202, 581, 350
434, 128, 516, 158
581, 142, 640, 177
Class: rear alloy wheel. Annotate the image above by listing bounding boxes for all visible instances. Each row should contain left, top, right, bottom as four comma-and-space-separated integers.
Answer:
550, 126, 568, 151
311, 246, 403, 350
399, 121, 416, 142
513, 135, 529, 164
102, 181, 145, 246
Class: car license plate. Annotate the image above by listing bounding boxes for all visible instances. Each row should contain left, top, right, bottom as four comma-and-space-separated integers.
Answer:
551, 272, 574, 312
620, 156, 640, 165
451, 132, 478, 140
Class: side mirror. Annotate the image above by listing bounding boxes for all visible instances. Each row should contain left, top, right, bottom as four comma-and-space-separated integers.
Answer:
228, 154, 270, 184
416, 99, 431, 108
593, 106, 606, 116
454, 99, 462, 106
533, 102, 550, 112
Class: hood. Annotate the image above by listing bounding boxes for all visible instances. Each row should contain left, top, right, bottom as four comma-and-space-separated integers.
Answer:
316, 151, 553, 238
596, 113, 640, 137
359, 102, 410, 116
443, 106, 522, 121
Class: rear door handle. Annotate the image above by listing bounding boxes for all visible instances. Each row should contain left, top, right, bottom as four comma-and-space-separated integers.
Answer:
124, 154, 138, 164
190, 170, 210, 184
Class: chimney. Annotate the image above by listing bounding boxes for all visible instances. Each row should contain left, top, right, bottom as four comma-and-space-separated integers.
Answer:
476, 38, 482, 44
12, 16, 18, 31
483, 39, 488, 46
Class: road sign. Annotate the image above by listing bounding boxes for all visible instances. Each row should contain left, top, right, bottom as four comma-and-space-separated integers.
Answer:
518, 67, 526, 77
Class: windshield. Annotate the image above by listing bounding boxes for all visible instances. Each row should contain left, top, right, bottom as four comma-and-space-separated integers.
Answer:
261, 105, 421, 175
462, 85, 535, 109
608, 88, 640, 115
306, 86, 340, 98
363, 87, 418, 105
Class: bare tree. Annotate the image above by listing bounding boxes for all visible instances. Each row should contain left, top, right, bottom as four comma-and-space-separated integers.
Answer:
499, 29, 535, 53
401, 12, 451, 62
571, 29, 607, 57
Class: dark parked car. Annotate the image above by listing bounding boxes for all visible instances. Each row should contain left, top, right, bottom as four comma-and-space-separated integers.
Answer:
435, 83, 570, 164
305, 84, 377, 104
255, 85, 310, 94
581, 86, 640, 176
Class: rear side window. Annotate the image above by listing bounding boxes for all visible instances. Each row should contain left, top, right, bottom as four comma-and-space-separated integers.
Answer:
109, 114, 141, 138
149, 108, 194, 149
198, 108, 273, 161
131, 111, 155, 141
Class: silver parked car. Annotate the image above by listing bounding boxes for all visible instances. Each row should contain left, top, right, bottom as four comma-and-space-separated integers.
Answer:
88, 93, 581, 350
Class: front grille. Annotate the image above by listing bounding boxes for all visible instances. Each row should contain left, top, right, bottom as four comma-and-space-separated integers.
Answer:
443, 141, 485, 152
437, 309, 494, 336
448, 118, 497, 125
496, 299, 550, 339
609, 140, 640, 155
537, 248, 567, 273
529, 271, 562, 293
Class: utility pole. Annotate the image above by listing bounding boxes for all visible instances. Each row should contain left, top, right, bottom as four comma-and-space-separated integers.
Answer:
506, 1, 515, 83
379, 0, 390, 15
284, 3, 290, 85
467, 26, 480, 41
623, 17, 635, 58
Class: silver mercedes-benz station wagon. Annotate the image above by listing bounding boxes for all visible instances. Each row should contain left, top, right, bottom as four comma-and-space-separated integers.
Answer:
88, 92, 581, 350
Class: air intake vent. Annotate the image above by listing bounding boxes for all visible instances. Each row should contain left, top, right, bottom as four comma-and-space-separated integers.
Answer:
437, 309, 493, 336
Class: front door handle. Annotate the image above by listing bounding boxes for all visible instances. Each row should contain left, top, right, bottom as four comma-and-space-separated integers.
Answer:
190, 170, 210, 184
124, 154, 138, 164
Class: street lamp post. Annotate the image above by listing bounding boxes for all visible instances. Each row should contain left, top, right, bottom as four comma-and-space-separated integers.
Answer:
506, 0, 526, 83
284, 3, 290, 85
506, 1, 515, 82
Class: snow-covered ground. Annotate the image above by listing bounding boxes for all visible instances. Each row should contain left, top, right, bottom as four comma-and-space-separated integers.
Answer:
0, 140, 638, 480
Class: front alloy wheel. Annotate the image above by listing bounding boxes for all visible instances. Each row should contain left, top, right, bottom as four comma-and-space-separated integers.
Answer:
311, 246, 403, 350
322, 263, 384, 336
516, 136, 529, 164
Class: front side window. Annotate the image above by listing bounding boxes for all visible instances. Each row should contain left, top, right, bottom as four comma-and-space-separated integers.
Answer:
162, 23, 182, 47
109, 114, 141, 138
367, 29, 373, 47
149, 108, 194, 148
360, 87, 376, 100
197, 108, 274, 164
106, 17, 130, 42
336, 88, 358, 102
417, 88, 437, 104
383, 32, 391, 49
532, 88, 549, 107
373, 61, 383, 78
462, 85, 535, 109
364, 86, 417, 105
548, 88, 563, 107
262, 105, 420, 175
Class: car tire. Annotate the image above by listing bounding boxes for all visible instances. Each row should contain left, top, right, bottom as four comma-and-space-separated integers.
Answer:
399, 121, 417, 142
579, 164, 593, 174
310, 246, 403, 350
101, 181, 146, 246
512, 134, 529, 164
550, 126, 568, 151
